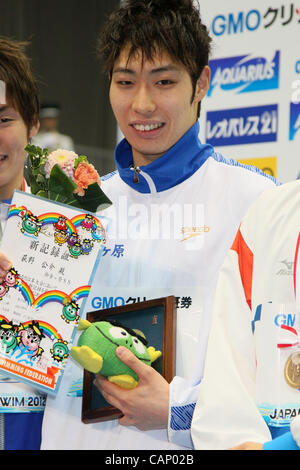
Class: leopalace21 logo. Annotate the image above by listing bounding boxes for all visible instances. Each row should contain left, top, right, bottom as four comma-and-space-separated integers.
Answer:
206, 104, 278, 147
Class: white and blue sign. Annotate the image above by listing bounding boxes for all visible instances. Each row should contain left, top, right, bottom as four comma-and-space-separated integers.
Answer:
206, 104, 278, 147
289, 102, 300, 141
208, 51, 280, 97
210, 5, 300, 37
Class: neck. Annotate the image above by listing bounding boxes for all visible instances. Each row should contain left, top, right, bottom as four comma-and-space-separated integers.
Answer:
0, 176, 23, 201
132, 153, 162, 168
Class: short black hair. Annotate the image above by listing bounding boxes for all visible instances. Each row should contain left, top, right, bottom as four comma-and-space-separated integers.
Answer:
98, 0, 212, 117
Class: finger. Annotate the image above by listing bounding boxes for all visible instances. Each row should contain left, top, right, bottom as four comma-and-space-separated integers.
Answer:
93, 376, 124, 409
94, 374, 124, 396
0, 253, 11, 271
0, 267, 6, 281
119, 415, 135, 427
116, 346, 151, 380
93, 374, 107, 391
0, 254, 11, 282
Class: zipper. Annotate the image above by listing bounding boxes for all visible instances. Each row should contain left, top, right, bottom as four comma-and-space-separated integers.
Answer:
130, 166, 157, 194
130, 165, 141, 184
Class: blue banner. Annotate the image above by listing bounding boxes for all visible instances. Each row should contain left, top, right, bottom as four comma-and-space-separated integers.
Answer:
206, 104, 278, 147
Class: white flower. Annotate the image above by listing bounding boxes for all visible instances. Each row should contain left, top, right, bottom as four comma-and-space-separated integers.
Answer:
44, 149, 77, 179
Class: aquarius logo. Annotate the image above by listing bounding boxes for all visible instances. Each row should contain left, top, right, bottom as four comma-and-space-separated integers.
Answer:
208, 51, 280, 97
289, 102, 300, 141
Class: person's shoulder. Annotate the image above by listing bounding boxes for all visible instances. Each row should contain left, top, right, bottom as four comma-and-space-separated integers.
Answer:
248, 179, 299, 211
101, 169, 118, 183
100, 169, 119, 193
241, 180, 300, 241
208, 151, 278, 188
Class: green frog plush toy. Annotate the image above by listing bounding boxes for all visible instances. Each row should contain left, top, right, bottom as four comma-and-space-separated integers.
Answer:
71, 319, 161, 389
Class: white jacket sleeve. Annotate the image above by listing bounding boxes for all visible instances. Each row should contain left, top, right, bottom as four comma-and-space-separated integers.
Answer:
167, 377, 201, 448
291, 415, 300, 447
191, 230, 272, 449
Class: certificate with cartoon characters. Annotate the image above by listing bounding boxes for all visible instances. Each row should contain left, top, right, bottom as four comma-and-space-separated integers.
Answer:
0, 190, 110, 395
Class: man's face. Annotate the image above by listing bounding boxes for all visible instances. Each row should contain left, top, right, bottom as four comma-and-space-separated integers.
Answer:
110, 47, 209, 166
0, 100, 38, 199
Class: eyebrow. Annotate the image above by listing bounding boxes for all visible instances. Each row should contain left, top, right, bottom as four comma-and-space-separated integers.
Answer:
112, 65, 180, 75
0, 105, 17, 116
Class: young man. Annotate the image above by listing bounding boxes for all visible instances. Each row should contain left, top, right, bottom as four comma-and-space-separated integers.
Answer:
0, 37, 43, 450
191, 181, 300, 450
41, 0, 278, 450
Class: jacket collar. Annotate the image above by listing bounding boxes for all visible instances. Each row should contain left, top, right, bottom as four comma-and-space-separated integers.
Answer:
115, 121, 214, 194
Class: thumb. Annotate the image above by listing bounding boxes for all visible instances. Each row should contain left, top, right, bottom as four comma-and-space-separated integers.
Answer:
116, 346, 149, 378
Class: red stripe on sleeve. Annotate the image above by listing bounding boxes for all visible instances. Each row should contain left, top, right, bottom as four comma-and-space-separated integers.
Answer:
231, 227, 254, 310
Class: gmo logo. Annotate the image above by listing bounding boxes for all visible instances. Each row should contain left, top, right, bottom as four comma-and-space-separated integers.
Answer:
211, 10, 261, 36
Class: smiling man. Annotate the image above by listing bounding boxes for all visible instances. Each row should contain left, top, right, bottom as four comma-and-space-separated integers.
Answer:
42, 0, 278, 450
110, 44, 209, 167
0, 103, 31, 198
0, 37, 43, 450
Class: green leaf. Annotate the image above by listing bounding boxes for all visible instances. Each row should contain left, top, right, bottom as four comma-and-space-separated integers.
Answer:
36, 190, 49, 199
74, 155, 88, 169
73, 183, 112, 212
25, 144, 49, 158
36, 174, 46, 184
48, 164, 77, 197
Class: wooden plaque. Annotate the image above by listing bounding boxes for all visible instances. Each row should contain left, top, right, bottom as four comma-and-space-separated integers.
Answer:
81, 296, 176, 423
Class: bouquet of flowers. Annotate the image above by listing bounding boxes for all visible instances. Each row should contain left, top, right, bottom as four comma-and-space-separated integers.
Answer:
24, 145, 112, 213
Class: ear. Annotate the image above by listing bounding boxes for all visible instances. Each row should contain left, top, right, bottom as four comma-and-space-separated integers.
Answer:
193, 66, 211, 104
29, 120, 40, 139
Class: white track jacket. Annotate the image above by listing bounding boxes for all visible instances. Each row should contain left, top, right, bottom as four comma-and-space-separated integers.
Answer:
41, 122, 277, 450
192, 181, 300, 450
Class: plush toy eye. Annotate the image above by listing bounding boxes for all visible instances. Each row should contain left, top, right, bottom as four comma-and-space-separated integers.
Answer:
109, 326, 130, 340
132, 337, 146, 355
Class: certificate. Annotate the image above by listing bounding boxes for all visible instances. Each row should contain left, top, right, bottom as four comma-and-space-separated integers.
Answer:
0, 190, 110, 395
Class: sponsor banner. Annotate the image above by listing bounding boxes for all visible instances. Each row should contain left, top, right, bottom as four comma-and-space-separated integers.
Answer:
210, 5, 300, 37
199, 0, 300, 182
0, 356, 57, 390
289, 102, 300, 141
208, 51, 280, 97
206, 104, 278, 147
237, 157, 277, 178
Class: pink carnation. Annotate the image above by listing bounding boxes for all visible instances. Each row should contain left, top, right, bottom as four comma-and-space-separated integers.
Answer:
74, 162, 100, 196
44, 149, 77, 179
